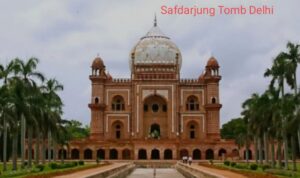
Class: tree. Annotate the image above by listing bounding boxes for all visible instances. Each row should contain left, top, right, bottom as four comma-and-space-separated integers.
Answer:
0, 60, 19, 171
1, 58, 64, 171
64, 120, 90, 139
242, 93, 262, 164
221, 118, 249, 161
265, 54, 290, 169
40, 79, 63, 163
14, 57, 45, 168
279, 42, 300, 171
221, 118, 246, 140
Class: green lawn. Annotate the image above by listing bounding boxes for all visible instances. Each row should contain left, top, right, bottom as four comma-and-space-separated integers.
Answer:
0, 162, 104, 178
214, 161, 300, 178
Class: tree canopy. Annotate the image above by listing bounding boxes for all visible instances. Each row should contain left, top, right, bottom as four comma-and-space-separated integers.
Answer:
221, 118, 246, 140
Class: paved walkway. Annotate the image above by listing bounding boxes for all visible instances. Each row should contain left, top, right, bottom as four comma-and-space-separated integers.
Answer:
191, 164, 247, 178
127, 168, 185, 178
54, 163, 127, 178
53, 162, 246, 178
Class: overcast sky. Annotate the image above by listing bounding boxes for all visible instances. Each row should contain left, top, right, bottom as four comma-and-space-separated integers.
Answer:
0, 0, 299, 127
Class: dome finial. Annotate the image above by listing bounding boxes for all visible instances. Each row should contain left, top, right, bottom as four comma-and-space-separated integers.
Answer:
154, 13, 157, 27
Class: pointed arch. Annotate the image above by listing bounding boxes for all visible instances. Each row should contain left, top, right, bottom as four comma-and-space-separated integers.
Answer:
97, 149, 105, 159
164, 149, 173, 160
84, 149, 93, 159
193, 149, 201, 160
138, 149, 147, 160
205, 149, 214, 160
111, 95, 125, 111
71, 149, 79, 159
186, 95, 199, 111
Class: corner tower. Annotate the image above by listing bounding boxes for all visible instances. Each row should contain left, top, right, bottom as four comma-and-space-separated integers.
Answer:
89, 56, 107, 140
204, 56, 222, 140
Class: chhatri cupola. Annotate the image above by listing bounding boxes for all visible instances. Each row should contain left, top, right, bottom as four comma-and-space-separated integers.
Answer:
130, 16, 182, 80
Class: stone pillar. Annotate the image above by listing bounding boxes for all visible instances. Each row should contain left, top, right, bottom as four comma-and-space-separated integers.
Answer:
131, 149, 134, 160
92, 149, 97, 160
214, 149, 218, 160
147, 149, 151, 160
118, 149, 122, 160
105, 148, 109, 160
79, 149, 84, 160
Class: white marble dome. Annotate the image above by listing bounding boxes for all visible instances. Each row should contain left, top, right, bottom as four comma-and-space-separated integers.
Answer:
129, 20, 182, 71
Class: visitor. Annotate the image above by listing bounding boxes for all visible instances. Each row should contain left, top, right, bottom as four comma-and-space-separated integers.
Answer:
183, 156, 187, 163
188, 156, 192, 165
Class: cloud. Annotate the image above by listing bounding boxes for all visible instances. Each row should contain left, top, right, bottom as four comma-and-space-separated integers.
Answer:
0, 0, 299, 126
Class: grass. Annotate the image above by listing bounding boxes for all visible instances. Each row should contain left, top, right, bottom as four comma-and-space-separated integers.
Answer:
202, 161, 300, 178
0, 161, 109, 178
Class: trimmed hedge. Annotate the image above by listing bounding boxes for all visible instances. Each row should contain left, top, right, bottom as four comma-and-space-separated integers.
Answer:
35, 164, 45, 171
230, 162, 236, 167
48, 162, 78, 170
224, 161, 230, 166
234, 164, 248, 169
261, 164, 271, 171
250, 164, 258, 170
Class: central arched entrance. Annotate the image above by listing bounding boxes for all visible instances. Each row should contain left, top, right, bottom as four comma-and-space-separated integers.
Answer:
143, 95, 168, 139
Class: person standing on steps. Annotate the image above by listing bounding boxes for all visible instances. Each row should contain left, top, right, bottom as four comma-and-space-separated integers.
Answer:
188, 156, 192, 165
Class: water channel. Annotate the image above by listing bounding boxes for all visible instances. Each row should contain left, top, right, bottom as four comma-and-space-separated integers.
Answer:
126, 168, 185, 178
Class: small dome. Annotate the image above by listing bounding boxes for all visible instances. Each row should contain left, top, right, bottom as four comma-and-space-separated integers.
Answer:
92, 57, 104, 69
129, 18, 182, 71
206, 56, 219, 68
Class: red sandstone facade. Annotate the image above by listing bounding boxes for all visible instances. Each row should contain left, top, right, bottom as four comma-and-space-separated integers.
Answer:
62, 20, 253, 161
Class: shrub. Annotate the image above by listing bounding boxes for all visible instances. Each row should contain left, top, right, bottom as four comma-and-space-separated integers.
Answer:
250, 164, 258, 170
209, 159, 213, 165
49, 163, 58, 169
35, 164, 45, 171
48, 162, 78, 170
261, 164, 271, 171
64, 163, 74, 168
78, 161, 84, 165
230, 162, 236, 167
224, 160, 230, 166
235, 164, 248, 169
72, 161, 78, 166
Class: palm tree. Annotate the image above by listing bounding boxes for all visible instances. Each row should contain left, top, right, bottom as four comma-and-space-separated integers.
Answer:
1, 58, 64, 170
14, 57, 45, 167
282, 93, 298, 171
56, 120, 71, 163
0, 59, 19, 171
242, 93, 261, 164
266, 87, 281, 168
30, 87, 46, 165
0, 86, 10, 171
257, 92, 272, 165
26, 85, 44, 167
280, 42, 300, 163
265, 54, 290, 170
10, 78, 27, 170
40, 79, 64, 162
